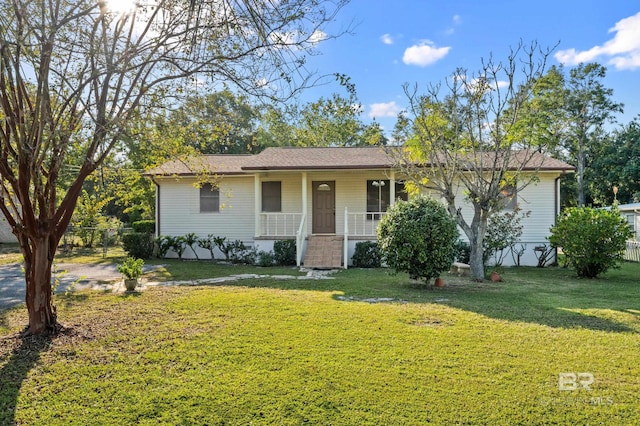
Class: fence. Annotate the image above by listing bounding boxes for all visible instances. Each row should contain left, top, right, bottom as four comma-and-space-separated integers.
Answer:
624, 240, 640, 262
61, 226, 131, 257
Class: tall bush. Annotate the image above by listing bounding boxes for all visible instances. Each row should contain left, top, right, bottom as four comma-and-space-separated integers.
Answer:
122, 233, 154, 259
549, 207, 632, 278
378, 196, 459, 284
351, 241, 382, 268
273, 240, 297, 266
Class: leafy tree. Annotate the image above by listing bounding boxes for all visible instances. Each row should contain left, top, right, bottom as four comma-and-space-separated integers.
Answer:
549, 207, 632, 278
261, 93, 387, 147
166, 90, 262, 154
392, 42, 561, 280
0, 0, 348, 335
378, 197, 459, 284
589, 117, 640, 205
564, 63, 623, 207
483, 208, 530, 267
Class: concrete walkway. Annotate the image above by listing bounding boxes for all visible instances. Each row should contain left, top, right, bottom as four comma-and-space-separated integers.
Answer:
0, 264, 336, 311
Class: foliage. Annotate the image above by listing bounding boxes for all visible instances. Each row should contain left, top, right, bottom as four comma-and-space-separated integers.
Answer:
257, 250, 276, 267
132, 220, 156, 234
184, 233, 200, 260
169, 236, 187, 260
155, 236, 173, 259
589, 117, 640, 205
549, 207, 632, 278
117, 257, 145, 280
273, 240, 297, 266
71, 190, 112, 248
227, 240, 258, 265
351, 241, 382, 268
122, 233, 155, 260
0, 0, 348, 335
378, 197, 459, 283
3, 265, 640, 424
483, 208, 530, 266
391, 42, 561, 280
214, 236, 232, 261
453, 240, 471, 264
197, 234, 217, 260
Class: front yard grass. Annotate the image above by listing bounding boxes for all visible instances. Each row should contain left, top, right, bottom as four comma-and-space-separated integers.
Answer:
1, 263, 639, 424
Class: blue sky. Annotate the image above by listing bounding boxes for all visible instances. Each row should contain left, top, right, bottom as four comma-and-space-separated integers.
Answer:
303, 0, 640, 135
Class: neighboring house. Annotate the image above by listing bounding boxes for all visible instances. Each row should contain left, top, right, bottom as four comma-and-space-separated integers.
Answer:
604, 202, 640, 241
147, 146, 574, 268
0, 215, 17, 243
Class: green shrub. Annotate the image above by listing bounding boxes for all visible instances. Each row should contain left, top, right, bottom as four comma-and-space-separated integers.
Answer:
132, 220, 155, 234
378, 196, 459, 284
155, 235, 172, 258
122, 232, 154, 259
257, 250, 276, 267
197, 234, 217, 260
453, 240, 471, 264
351, 241, 382, 268
273, 240, 297, 266
227, 240, 257, 264
549, 207, 633, 278
184, 232, 200, 260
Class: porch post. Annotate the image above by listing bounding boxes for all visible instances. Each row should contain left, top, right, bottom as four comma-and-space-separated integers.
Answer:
389, 170, 396, 207
301, 172, 308, 226
254, 174, 261, 238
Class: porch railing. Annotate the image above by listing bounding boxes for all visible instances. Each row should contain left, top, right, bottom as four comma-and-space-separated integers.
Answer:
346, 211, 386, 237
625, 239, 640, 262
259, 213, 303, 237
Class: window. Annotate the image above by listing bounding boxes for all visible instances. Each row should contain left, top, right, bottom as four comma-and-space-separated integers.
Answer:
500, 185, 517, 210
626, 214, 635, 232
200, 183, 219, 213
262, 181, 281, 212
367, 180, 408, 219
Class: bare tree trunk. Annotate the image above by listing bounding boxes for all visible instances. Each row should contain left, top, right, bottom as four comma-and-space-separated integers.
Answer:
468, 235, 485, 281
23, 236, 58, 335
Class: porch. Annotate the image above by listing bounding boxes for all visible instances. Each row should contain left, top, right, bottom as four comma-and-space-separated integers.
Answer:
252, 171, 400, 268
256, 209, 387, 268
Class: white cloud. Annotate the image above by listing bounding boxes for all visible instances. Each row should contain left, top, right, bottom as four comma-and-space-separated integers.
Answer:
445, 14, 462, 35
403, 40, 450, 67
381, 33, 394, 45
369, 101, 401, 119
554, 12, 640, 70
309, 30, 327, 45
452, 14, 461, 25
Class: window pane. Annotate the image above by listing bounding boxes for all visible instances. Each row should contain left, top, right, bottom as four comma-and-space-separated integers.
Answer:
262, 181, 281, 212
367, 180, 390, 212
200, 183, 219, 213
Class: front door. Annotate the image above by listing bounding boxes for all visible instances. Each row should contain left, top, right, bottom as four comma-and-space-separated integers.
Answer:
312, 181, 335, 234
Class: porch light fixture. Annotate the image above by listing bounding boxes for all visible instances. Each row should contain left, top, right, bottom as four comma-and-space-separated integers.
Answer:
317, 183, 331, 191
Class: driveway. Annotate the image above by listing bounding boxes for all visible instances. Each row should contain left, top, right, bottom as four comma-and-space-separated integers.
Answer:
0, 263, 125, 311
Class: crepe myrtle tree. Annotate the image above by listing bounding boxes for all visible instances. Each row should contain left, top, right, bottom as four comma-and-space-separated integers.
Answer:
0, 0, 348, 335
390, 41, 563, 280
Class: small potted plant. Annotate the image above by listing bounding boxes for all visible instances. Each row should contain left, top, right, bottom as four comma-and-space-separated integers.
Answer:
117, 257, 144, 291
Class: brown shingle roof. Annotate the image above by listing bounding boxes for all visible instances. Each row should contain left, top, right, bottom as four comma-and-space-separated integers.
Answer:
146, 147, 574, 176
145, 155, 252, 176
243, 146, 394, 170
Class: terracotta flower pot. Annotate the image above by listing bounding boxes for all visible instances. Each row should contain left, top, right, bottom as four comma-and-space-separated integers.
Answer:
490, 271, 502, 282
434, 277, 445, 287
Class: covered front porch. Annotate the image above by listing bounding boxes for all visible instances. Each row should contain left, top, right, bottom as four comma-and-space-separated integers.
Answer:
252, 171, 401, 268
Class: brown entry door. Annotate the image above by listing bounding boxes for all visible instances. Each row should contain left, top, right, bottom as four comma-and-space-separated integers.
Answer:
312, 181, 335, 234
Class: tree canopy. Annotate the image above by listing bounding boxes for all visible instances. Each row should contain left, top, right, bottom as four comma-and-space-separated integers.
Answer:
0, 0, 348, 335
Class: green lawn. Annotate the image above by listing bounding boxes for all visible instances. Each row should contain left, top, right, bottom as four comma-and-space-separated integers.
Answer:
1, 262, 639, 424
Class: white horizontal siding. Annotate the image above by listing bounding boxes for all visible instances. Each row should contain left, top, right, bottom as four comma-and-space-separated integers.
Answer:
158, 176, 255, 243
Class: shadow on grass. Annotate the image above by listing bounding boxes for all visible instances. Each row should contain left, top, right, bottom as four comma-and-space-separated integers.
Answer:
0, 333, 51, 425
182, 265, 639, 333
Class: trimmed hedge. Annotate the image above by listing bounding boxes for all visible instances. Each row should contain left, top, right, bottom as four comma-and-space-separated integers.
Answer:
132, 220, 155, 234
122, 232, 154, 259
